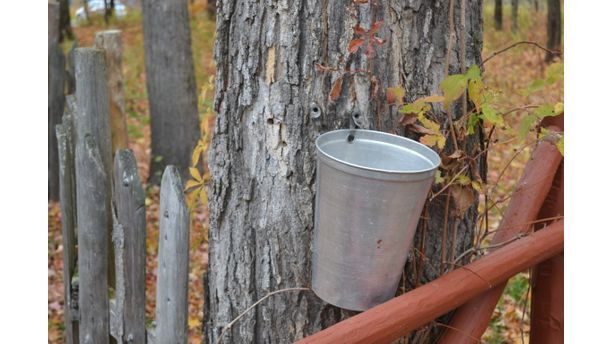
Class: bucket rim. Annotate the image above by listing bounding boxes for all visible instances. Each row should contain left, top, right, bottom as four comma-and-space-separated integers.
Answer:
315, 129, 441, 175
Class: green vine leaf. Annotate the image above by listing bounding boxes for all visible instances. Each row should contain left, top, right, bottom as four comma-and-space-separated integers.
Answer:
480, 103, 504, 126
441, 74, 468, 106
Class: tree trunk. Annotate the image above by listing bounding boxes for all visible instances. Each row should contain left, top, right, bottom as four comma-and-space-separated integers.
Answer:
546, 0, 561, 62
59, 0, 74, 42
49, 2, 65, 201
94, 30, 129, 153
494, 0, 503, 30
533, 0, 540, 12
142, 0, 200, 184
512, 0, 519, 33
206, 1, 484, 343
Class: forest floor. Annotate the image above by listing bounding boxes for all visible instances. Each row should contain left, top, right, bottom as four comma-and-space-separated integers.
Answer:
48, 2, 562, 343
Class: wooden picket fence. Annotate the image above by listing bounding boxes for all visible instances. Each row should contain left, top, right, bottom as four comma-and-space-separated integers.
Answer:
56, 47, 190, 343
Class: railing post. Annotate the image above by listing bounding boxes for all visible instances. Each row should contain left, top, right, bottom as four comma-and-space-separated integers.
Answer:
155, 166, 189, 343
530, 117, 564, 343
438, 137, 563, 344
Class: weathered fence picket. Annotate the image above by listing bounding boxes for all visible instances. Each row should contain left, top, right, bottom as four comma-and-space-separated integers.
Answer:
94, 30, 129, 152
75, 47, 116, 288
49, 2, 65, 201
156, 166, 190, 343
111, 150, 146, 343
56, 35, 191, 344
55, 96, 79, 344
75, 135, 111, 344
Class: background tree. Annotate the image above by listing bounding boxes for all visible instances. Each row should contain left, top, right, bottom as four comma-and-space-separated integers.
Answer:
512, 0, 519, 33
142, 0, 200, 184
205, 1, 484, 343
104, 0, 115, 24
495, 0, 503, 30
58, 0, 74, 42
546, 0, 562, 62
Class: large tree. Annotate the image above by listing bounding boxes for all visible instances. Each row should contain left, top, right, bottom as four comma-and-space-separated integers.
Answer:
142, 0, 200, 184
206, 1, 484, 343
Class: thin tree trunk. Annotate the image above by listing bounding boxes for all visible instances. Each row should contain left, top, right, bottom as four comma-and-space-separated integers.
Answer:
59, 0, 74, 42
49, 2, 65, 201
142, 0, 200, 184
512, 0, 519, 33
546, 0, 562, 62
206, 1, 484, 343
533, 0, 540, 12
494, 0, 503, 30
94, 30, 129, 153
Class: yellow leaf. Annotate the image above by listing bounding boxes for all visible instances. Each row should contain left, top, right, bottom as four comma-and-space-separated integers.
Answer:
191, 145, 203, 166
436, 135, 446, 150
554, 102, 564, 114
420, 134, 445, 149
417, 113, 441, 133
188, 317, 200, 330
456, 174, 471, 186
190, 167, 202, 182
185, 179, 201, 191
199, 186, 208, 205
472, 180, 483, 193
420, 95, 445, 103
468, 78, 485, 112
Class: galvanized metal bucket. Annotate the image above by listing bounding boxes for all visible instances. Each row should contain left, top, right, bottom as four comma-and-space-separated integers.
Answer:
312, 129, 441, 311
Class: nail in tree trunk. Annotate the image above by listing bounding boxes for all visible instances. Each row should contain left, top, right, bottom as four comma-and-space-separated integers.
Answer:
205, 1, 484, 343
94, 30, 129, 153
512, 0, 519, 33
494, 0, 503, 30
49, 2, 65, 201
546, 0, 562, 62
142, 0, 200, 184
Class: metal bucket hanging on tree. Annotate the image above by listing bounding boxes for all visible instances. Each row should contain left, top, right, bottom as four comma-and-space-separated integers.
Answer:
312, 129, 441, 311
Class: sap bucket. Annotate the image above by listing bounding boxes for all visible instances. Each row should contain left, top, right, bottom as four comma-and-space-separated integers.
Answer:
312, 129, 441, 311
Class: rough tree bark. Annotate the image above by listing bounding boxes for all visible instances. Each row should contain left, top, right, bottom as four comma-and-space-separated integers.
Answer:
494, 0, 503, 30
206, 1, 484, 343
546, 0, 561, 62
142, 0, 200, 184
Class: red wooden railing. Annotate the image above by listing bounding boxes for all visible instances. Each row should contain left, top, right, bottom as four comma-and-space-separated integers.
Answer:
297, 118, 564, 344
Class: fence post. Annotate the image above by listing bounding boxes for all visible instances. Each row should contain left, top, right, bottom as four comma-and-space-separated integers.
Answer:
49, 2, 65, 201
111, 150, 146, 343
75, 135, 110, 343
94, 30, 129, 152
155, 166, 189, 343
56, 95, 79, 344
75, 47, 115, 288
